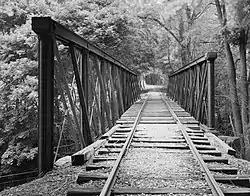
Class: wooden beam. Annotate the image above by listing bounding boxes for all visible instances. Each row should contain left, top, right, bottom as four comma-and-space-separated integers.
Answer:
202, 157, 228, 164
67, 187, 205, 196
77, 173, 108, 184
222, 187, 250, 196
71, 125, 119, 166
214, 175, 250, 187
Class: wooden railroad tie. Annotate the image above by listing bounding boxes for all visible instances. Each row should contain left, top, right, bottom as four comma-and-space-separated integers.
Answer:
202, 157, 228, 164
67, 187, 211, 196
214, 175, 250, 187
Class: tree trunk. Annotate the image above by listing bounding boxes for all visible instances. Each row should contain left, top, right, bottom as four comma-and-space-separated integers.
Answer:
214, 0, 245, 158
225, 41, 245, 158
239, 29, 249, 126
239, 29, 250, 160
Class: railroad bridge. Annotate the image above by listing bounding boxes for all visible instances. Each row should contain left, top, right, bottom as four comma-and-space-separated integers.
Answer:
3, 17, 249, 195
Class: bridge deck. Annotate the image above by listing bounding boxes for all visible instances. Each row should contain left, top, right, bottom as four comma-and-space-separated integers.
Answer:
1, 91, 250, 196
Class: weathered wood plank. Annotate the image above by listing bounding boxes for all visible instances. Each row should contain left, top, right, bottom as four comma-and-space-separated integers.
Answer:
214, 175, 250, 187
202, 157, 228, 164
195, 145, 216, 150
77, 173, 108, 184
71, 125, 119, 165
221, 187, 250, 196
131, 143, 189, 149
206, 132, 236, 156
208, 167, 238, 174
198, 150, 222, 156
98, 148, 121, 154
132, 139, 186, 143
192, 140, 210, 145
85, 164, 110, 171
92, 156, 117, 163
67, 187, 208, 196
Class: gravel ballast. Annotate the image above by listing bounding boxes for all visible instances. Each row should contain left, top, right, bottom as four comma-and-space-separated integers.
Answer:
1, 92, 250, 196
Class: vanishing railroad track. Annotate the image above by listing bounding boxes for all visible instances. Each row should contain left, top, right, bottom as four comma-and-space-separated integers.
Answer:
67, 92, 250, 196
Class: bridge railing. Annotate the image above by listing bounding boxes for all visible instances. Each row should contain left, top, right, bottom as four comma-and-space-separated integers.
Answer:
32, 17, 140, 175
167, 52, 217, 129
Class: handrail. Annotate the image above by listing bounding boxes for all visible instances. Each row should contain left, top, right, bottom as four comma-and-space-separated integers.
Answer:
169, 52, 217, 76
167, 52, 217, 128
32, 17, 140, 176
32, 17, 137, 76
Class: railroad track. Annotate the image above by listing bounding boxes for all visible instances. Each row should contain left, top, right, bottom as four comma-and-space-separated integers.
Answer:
67, 92, 250, 196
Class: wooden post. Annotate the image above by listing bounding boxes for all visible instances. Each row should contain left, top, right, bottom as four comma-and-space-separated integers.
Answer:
206, 52, 217, 128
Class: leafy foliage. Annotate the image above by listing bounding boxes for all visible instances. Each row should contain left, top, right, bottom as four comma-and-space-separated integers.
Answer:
1, 0, 250, 176
0, 0, 157, 176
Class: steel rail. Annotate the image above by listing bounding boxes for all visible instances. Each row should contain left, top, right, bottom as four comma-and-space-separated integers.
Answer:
99, 95, 149, 196
160, 93, 225, 196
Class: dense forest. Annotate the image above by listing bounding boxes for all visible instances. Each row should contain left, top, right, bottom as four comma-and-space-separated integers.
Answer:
1, 0, 250, 181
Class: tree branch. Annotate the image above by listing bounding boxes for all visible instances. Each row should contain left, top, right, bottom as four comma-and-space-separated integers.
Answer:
214, 0, 225, 27
245, 26, 249, 43
199, 40, 216, 44
221, 0, 227, 25
138, 15, 184, 48
192, 2, 214, 21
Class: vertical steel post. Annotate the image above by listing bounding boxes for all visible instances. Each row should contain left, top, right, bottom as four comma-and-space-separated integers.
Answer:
206, 52, 217, 128
70, 46, 92, 145
109, 64, 117, 124
32, 17, 55, 175
116, 67, 124, 116
38, 35, 54, 175
32, 17, 139, 176
81, 51, 92, 144
82, 51, 89, 110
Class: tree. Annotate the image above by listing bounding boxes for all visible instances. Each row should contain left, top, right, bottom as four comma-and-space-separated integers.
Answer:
0, 0, 159, 177
135, 0, 214, 67
233, 0, 250, 159
214, 0, 250, 159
